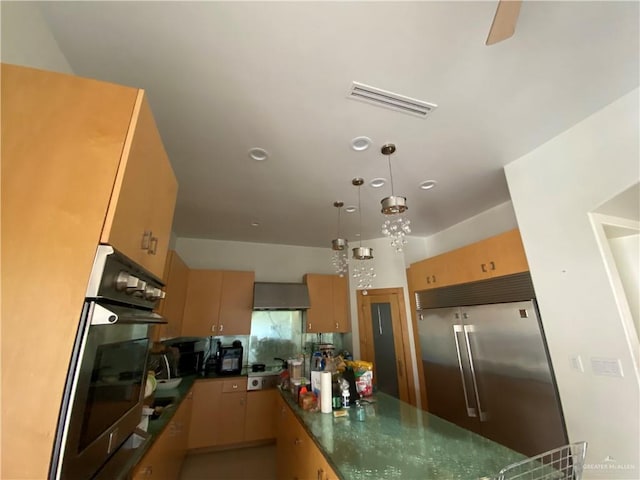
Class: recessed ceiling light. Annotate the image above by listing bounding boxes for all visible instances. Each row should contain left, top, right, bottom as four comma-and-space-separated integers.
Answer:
345, 206, 357, 213
351, 136, 372, 151
419, 180, 438, 190
370, 177, 386, 188
251, 221, 260, 227
248, 147, 269, 161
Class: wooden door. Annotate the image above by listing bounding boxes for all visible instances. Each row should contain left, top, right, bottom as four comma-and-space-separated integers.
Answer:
219, 270, 255, 335
332, 275, 350, 332
187, 380, 222, 449
182, 270, 223, 336
1, 64, 139, 480
358, 288, 413, 403
244, 389, 277, 442
101, 94, 176, 278
304, 274, 333, 332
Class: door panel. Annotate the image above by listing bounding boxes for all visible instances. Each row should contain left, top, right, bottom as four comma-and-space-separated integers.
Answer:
463, 301, 567, 456
418, 307, 480, 432
370, 303, 399, 399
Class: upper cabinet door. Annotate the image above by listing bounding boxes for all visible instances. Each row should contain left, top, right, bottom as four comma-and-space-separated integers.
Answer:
219, 271, 255, 335
100, 93, 177, 278
182, 269, 223, 336
305, 274, 333, 333
332, 275, 350, 332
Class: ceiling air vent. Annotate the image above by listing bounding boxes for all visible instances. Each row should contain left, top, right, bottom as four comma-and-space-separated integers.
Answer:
347, 81, 437, 118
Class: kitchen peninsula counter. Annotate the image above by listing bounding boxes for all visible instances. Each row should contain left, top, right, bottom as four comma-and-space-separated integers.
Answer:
280, 391, 527, 480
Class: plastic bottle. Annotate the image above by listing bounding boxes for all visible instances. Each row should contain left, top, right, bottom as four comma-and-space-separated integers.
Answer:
341, 389, 350, 408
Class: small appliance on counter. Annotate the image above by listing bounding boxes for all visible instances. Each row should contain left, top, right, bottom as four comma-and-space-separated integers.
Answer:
163, 338, 206, 376
207, 340, 243, 375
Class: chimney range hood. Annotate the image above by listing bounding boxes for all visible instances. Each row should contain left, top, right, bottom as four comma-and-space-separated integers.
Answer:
252, 282, 311, 310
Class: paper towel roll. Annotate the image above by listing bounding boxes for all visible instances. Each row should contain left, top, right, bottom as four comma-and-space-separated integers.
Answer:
320, 371, 332, 413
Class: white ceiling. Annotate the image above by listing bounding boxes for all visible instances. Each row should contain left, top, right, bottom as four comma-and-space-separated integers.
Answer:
38, 1, 639, 248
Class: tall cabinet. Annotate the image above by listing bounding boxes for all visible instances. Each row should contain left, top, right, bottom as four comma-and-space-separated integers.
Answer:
1, 64, 177, 480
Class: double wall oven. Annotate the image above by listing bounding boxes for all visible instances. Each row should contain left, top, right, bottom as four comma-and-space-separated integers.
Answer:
50, 245, 166, 480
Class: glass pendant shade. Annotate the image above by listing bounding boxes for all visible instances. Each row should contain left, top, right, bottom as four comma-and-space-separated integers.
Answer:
380, 144, 410, 252
351, 178, 375, 291
330, 201, 349, 276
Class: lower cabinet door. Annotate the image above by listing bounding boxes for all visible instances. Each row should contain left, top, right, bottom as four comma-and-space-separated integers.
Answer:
244, 390, 277, 442
188, 380, 223, 449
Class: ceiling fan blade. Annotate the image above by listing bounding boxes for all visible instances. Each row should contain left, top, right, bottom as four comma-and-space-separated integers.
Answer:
486, 0, 522, 46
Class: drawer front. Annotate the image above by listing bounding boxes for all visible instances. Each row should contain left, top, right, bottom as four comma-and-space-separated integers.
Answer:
222, 378, 247, 393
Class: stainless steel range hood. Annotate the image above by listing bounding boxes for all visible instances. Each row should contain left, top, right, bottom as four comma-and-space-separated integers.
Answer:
253, 282, 311, 310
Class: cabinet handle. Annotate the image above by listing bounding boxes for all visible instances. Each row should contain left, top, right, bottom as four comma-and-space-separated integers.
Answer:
232, 384, 238, 389
148, 236, 158, 255
294, 438, 302, 446
219, 324, 224, 332
335, 322, 339, 330
490, 261, 496, 271
308, 322, 312, 330
432, 275, 436, 283
141, 231, 152, 250
211, 324, 216, 332
481, 263, 487, 273
317, 468, 324, 480
426, 276, 431, 284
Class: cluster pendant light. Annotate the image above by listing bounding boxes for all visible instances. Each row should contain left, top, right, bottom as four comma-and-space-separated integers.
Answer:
380, 144, 411, 252
351, 178, 375, 291
330, 201, 349, 277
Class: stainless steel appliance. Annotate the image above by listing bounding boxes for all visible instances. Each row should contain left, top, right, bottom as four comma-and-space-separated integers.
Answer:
50, 245, 167, 480
416, 272, 568, 457
247, 372, 280, 391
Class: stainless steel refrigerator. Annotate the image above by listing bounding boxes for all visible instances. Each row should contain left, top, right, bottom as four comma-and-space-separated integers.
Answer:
416, 273, 567, 457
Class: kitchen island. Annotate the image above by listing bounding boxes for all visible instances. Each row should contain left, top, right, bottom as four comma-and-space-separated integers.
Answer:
279, 391, 527, 480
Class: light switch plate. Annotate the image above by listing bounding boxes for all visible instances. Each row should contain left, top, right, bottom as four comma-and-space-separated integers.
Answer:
590, 357, 624, 377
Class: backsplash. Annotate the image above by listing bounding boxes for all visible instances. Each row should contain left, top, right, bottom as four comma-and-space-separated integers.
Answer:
165, 311, 344, 374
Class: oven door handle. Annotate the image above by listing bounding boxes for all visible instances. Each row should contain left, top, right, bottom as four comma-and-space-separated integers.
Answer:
89, 302, 167, 325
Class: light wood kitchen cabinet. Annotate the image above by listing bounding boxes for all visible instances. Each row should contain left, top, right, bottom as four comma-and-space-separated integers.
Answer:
244, 389, 278, 442
304, 274, 350, 333
188, 378, 247, 450
1, 64, 178, 480
100, 95, 178, 279
181, 270, 254, 337
276, 395, 338, 480
153, 250, 189, 341
408, 229, 529, 292
132, 387, 193, 480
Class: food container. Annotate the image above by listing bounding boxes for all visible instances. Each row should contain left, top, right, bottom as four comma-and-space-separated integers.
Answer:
288, 358, 303, 379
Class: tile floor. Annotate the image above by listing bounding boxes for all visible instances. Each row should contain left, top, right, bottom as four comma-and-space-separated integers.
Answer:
180, 444, 277, 480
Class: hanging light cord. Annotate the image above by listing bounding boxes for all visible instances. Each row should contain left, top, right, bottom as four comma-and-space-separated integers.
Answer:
337, 205, 342, 237
387, 154, 395, 197
358, 184, 363, 247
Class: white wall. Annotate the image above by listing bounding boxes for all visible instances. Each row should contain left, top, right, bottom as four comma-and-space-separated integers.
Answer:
1, 2, 72, 73
175, 237, 335, 281
505, 88, 640, 479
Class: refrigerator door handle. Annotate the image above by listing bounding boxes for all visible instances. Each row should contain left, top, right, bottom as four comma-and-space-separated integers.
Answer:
463, 324, 488, 422
453, 325, 477, 418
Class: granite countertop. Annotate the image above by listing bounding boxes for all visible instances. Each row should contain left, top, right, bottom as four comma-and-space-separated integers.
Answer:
280, 391, 527, 480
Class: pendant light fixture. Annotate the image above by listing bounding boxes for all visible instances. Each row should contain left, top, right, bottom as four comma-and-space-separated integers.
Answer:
330, 201, 349, 277
380, 143, 411, 252
351, 178, 375, 291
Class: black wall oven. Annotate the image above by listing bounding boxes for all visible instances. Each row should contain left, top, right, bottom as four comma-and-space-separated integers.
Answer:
50, 246, 166, 480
